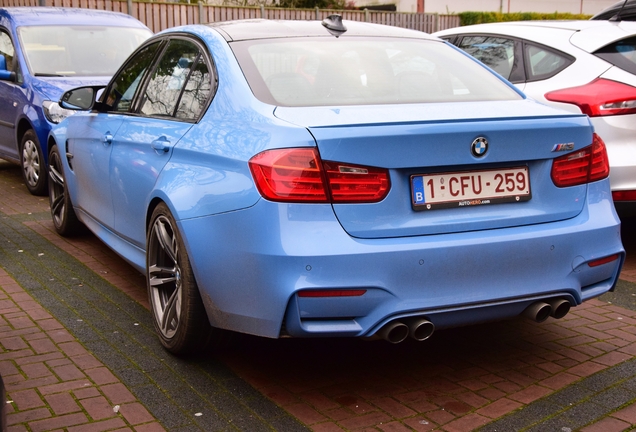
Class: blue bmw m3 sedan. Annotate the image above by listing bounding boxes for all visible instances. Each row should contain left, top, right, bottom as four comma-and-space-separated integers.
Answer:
47, 17, 625, 354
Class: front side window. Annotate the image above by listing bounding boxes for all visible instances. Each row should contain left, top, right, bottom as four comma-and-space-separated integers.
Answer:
0, 30, 14, 71
458, 36, 516, 80
18, 25, 152, 77
232, 37, 522, 107
594, 36, 636, 75
105, 42, 161, 113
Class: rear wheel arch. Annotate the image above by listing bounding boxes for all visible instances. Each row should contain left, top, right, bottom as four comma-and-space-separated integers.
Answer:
146, 197, 165, 239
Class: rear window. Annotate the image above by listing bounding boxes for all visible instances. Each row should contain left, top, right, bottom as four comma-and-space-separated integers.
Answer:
594, 36, 636, 75
231, 37, 522, 107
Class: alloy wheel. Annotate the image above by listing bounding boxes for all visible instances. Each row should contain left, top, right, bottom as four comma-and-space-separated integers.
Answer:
48, 150, 66, 228
148, 215, 182, 339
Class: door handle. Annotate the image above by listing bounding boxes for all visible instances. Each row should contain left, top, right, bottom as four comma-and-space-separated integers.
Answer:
151, 136, 171, 154
103, 132, 113, 145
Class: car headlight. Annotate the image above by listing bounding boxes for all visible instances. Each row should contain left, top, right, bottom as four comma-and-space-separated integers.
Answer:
42, 100, 76, 124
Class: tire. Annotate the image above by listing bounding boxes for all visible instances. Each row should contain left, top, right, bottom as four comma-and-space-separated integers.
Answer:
20, 129, 47, 196
147, 203, 212, 355
48, 144, 82, 236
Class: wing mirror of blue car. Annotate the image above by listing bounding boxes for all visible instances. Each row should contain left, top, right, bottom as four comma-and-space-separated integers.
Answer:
0, 56, 15, 82
60, 85, 105, 111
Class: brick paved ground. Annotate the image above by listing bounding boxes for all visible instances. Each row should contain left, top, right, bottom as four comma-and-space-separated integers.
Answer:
0, 268, 162, 432
2, 158, 636, 431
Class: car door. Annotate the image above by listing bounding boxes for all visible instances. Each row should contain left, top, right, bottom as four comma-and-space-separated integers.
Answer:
69, 41, 162, 229
0, 29, 18, 157
109, 37, 214, 248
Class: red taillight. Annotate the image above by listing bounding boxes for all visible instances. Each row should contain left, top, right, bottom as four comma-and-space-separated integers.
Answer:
298, 289, 367, 297
323, 161, 390, 203
248, 148, 328, 202
612, 190, 636, 202
551, 134, 610, 187
588, 254, 619, 267
545, 78, 636, 117
249, 148, 390, 203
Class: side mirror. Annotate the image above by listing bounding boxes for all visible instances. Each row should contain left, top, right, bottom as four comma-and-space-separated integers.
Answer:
0, 56, 16, 82
60, 85, 105, 111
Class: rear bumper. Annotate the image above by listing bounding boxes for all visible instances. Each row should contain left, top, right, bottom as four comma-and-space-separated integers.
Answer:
179, 179, 624, 339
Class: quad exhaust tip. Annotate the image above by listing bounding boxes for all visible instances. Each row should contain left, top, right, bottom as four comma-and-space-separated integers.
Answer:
378, 321, 410, 344
375, 298, 570, 343
523, 299, 571, 323
376, 318, 435, 344
409, 318, 435, 342
547, 298, 571, 319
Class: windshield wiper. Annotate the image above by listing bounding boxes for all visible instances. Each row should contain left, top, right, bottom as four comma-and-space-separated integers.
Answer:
34, 73, 66, 77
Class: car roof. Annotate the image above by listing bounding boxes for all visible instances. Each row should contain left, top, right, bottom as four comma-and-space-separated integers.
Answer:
205, 18, 437, 42
0, 7, 148, 28
435, 20, 636, 53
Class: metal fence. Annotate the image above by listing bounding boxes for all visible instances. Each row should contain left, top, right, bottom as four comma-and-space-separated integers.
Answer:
0, 0, 460, 33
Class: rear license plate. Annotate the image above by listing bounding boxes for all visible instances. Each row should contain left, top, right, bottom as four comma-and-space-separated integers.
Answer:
411, 166, 531, 210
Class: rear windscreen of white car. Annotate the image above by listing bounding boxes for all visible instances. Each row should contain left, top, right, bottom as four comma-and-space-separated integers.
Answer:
594, 36, 636, 75
231, 37, 522, 107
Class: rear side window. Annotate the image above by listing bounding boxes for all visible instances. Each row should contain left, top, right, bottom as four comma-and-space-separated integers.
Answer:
457, 36, 516, 80
594, 36, 636, 75
138, 39, 213, 121
524, 44, 572, 81
231, 37, 522, 107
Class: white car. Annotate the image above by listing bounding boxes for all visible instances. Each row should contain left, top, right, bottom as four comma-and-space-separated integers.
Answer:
434, 21, 636, 216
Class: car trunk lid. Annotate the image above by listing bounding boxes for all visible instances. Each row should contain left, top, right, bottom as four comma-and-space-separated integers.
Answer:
274, 99, 593, 239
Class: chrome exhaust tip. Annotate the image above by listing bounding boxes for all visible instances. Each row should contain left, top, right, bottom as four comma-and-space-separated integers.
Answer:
409, 318, 435, 342
547, 298, 571, 319
378, 321, 409, 344
523, 302, 552, 323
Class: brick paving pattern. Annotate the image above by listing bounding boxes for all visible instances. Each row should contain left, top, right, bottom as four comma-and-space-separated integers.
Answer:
2, 158, 636, 431
0, 268, 163, 432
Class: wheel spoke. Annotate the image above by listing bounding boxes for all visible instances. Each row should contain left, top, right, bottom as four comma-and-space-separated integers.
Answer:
148, 264, 177, 287
50, 194, 64, 217
49, 165, 64, 187
154, 219, 178, 264
160, 286, 181, 334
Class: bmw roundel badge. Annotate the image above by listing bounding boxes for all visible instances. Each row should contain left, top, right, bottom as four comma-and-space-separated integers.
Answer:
471, 137, 488, 158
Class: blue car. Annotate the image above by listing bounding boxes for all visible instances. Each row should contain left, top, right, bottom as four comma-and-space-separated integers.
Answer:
48, 17, 625, 355
0, 7, 151, 195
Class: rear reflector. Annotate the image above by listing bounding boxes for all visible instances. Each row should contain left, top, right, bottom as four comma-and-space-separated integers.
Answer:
551, 134, 610, 188
545, 78, 636, 117
298, 289, 367, 298
249, 148, 390, 203
612, 190, 636, 202
588, 254, 620, 267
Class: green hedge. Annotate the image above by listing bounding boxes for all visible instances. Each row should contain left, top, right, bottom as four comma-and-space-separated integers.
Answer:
458, 11, 591, 26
